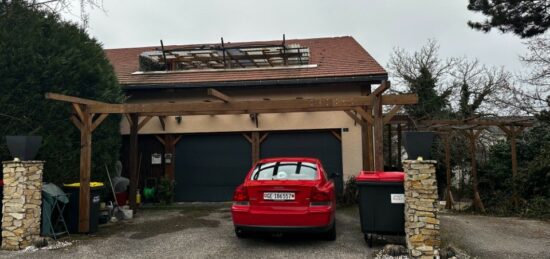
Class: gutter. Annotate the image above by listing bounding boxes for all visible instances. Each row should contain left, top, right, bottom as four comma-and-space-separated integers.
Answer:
121, 74, 389, 91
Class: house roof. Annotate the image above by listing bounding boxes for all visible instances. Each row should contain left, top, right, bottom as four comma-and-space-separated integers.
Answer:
104, 36, 387, 89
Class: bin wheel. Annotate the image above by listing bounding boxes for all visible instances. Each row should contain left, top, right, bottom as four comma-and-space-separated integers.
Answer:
364, 233, 373, 247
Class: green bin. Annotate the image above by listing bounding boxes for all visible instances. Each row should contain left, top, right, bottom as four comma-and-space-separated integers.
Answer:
63, 182, 105, 234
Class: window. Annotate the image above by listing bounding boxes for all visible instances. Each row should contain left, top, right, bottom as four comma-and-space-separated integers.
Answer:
250, 162, 318, 181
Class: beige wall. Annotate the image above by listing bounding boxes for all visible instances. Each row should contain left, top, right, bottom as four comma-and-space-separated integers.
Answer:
121, 84, 368, 180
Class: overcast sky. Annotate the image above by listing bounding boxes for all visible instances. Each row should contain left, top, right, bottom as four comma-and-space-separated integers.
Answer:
61, 0, 528, 76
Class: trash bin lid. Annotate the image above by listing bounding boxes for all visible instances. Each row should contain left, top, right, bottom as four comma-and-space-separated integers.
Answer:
356, 171, 405, 182
64, 182, 105, 188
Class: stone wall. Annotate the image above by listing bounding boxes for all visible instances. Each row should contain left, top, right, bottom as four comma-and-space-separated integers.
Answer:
403, 160, 440, 259
2, 161, 43, 250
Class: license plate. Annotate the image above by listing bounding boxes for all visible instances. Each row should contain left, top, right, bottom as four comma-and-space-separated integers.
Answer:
263, 192, 295, 201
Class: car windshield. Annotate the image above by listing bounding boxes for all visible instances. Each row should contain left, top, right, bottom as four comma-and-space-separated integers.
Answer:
250, 161, 318, 181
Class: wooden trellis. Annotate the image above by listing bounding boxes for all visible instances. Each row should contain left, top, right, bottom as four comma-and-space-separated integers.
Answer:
421, 118, 535, 211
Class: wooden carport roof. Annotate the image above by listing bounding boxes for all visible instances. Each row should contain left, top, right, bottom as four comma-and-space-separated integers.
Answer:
45, 81, 417, 233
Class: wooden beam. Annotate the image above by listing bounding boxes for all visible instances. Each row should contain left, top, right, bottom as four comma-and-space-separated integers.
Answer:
372, 81, 390, 96
383, 105, 403, 124
46, 92, 108, 105
442, 133, 454, 209
91, 113, 109, 132
242, 133, 252, 143
172, 135, 183, 145
78, 110, 92, 233
70, 115, 83, 130
207, 88, 232, 103
259, 133, 269, 143
251, 132, 260, 164
354, 107, 373, 124
72, 103, 85, 121
361, 84, 373, 171
331, 130, 342, 142
344, 111, 366, 127
397, 124, 402, 168
387, 124, 392, 168
373, 94, 384, 171
422, 119, 534, 127
155, 135, 166, 146
87, 94, 418, 115
128, 113, 139, 210
137, 116, 153, 131
464, 129, 485, 212
158, 116, 166, 131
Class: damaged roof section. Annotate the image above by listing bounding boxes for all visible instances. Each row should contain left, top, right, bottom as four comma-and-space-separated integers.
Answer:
104, 36, 388, 88
139, 42, 311, 72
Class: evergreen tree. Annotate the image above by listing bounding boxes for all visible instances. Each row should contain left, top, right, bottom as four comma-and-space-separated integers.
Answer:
403, 66, 451, 119
468, 0, 550, 38
0, 0, 123, 184
388, 40, 452, 120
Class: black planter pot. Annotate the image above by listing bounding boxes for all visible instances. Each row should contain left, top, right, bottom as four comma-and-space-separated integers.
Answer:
402, 131, 435, 160
5, 136, 42, 160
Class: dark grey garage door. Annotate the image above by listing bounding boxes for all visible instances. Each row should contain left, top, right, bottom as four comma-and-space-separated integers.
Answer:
174, 134, 252, 202
260, 131, 344, 195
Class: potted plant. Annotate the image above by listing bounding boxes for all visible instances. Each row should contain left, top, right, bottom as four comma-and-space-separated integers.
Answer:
5, 135, 42, 160
402, 131, 435, 160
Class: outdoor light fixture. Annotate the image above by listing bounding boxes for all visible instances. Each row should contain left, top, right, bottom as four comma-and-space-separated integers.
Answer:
175, 116, 182, 124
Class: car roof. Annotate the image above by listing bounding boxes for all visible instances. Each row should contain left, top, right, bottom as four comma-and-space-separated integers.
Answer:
256, 157, 320, 164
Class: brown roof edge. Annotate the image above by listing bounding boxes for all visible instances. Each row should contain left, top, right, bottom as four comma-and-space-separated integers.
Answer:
121, 74, 389, 90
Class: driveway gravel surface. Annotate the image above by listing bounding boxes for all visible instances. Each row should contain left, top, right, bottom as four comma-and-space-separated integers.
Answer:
440, 213, 550, 259
0, 204, 388, 259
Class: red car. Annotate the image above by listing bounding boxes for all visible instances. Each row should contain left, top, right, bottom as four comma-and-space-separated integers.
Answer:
231, 157, 336, 240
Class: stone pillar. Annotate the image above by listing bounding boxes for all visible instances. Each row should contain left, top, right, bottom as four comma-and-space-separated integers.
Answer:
403, 160, 440, 259
2, 161, 43, 250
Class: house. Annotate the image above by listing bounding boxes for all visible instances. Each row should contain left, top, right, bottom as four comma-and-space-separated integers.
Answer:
104, 36, 388, 202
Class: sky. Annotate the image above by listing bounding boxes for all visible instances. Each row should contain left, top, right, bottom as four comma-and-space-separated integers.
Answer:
61, 0, 529, 77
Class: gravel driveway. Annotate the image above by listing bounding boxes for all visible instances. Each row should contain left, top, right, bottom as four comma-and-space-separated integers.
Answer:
0, 204, 388, 259
440, 213, 550, 259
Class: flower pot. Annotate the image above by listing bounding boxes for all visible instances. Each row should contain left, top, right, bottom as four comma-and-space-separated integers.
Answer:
5, 135, 42, 160
402, 131, 435, 160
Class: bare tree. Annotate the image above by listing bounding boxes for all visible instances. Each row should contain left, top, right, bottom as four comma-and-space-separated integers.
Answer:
22, 0, 102, 27
449, 59, 512, 117
388, 39, 456, 94
517, 36, 550, 111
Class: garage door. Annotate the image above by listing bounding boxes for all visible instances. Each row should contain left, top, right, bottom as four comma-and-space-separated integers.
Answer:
174, 134, 252, 202
260, 131, 344, 195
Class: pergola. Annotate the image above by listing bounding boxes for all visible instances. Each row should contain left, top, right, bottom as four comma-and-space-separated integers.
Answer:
420, 118, 535, 212
45, 81, 418, 233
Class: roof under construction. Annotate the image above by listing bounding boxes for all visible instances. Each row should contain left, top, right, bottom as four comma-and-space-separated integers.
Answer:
139, 39, 311, 72
104, 36, 388, 88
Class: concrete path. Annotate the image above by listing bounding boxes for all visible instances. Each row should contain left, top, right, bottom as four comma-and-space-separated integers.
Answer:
440, 213, 550, 259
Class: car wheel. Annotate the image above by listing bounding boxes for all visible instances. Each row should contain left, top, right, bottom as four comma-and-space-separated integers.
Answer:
324, 222, 336, 241
235, 227, 247, 239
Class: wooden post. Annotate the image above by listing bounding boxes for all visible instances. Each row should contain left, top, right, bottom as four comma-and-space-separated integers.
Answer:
387, 124, 392, 168
251, 132, 260, 164
443, 133, 454, 209
78, 107, 92, 233
373, 94, 384, 171
465, 129, 485, 212
498, 125, 524, 207
128, 113, 139, 210
397, 124, 402, 168
361, 84, 373, 171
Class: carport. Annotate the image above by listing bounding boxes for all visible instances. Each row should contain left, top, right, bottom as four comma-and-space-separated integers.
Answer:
45, 80, 417, 232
